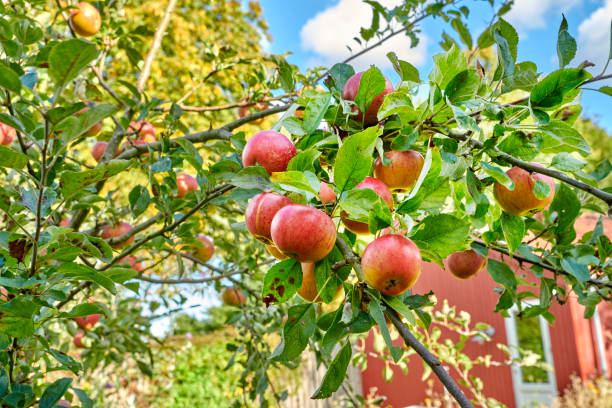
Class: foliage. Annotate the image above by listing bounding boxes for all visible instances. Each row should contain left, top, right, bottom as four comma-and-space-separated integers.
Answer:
550, 375, 612, 408
0, 0, 610, 407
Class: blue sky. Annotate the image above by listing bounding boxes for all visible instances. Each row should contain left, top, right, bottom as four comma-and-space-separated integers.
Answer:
258, 0, 612, 131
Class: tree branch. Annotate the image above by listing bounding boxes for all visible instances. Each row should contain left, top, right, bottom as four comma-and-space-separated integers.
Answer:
135, 269, 246, 284
106, 213, 164, 247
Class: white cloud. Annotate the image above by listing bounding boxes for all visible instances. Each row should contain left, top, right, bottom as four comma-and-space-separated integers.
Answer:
300, 0, 428, 71
504, 0, 583, 32
576, 0, 612, 71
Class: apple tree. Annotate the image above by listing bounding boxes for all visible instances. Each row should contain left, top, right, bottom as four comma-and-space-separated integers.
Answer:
0, 0, 611, 407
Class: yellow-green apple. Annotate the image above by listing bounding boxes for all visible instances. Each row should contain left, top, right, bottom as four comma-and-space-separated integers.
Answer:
174, 173, 198, 198
101, 221, 134, 248
444, 249, 487, 280
493, 166, 556, 216
265, 244, 288, 260
0, 123, 15, 146
270, 204, 336, 262
342, 72, 394, 125
241, 131, 296, 174
221, 287, 245, 306
374, 150, 424, 191
128, 120, 156, 143
245, 192, 294, 244
121, 255, 144, 272
70, 2, 101, 37
73, 331, 86, 348
75, 101, 103, 137
361, 234, 422, 296
319, 182, 336, 204
192, 234, 214, 263
298, 262, 344, 303
341, 177, 393, 234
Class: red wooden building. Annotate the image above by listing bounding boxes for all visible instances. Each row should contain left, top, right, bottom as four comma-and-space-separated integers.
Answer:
360, 215, 612, 407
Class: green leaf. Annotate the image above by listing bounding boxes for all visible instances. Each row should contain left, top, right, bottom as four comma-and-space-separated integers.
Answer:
494, 29, 514, 77
561, 257, 590, 284
377, 92, 416, 122
0, 146, 27, 169
481, 162, 514, 189
539, 120, 590, 156
411, 214, 470, 259
326, 63, 355, 92
271, 171, 319, 196
367, 299, 402, 362
0, 367, 7, 399
311, 342, 352, 399
73, 388, 93, 408
530, 69, 591, 108
261, 260, 301, 305
557, 15, 576, 68
0, 316, 35, 338
532, 180, 552, 200
355, 66, 386, 114
287, 150, 320, 173
550, 183, 580, 243
451, 18, 472, 49
228, 166, 271, 191
272, 303, 315, 361
596, 86, 612, 97
39, 378, 72, 408
445, 70, 480, 102
129, 186, 151, 217
501, 213, 525, 253
387, 52, 420, 82
0, 63, 21, 93
391, 127, 418, 151
314, 248, 350, 303
48, 39, 99, 87
497, 132, 542, 161
466, 170, 489, 217
60, 160, 132, 197
303, 93, 331, 134
58, 302, 105, 319
429, 45, 467, 90
57, 104, 117, 143
333, 126, 381, 192
487, 259, 517, 291
338, 188, 379, 222
175, 139, 203, 171
447, 98, 480, 132
57, 263, 117, 295
48, 349, 82, 374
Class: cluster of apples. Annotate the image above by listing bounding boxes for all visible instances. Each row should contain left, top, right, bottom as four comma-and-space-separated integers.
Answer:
91, 120, 155, 162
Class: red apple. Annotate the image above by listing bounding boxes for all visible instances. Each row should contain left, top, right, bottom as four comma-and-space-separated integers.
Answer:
128, 120, 156, 143
270, 204, 337, 262
221, 287, 245, 306
245, 192, 294, 244
60, 218, 71, 227
75, 101, 103, 137
121, 255, 144, 272
192, 235, 214, 263
373, 150, 424, 191
70, 2, 101, 37
319, 182, 336, 204
361, 234, 422, 296
265, 244, 289, 260
493, 166, 556, 216
0, 123, 15, 146
341, 177, 393, 234
242, 131, 297, 174
174, 173, 198, 199
342, 72, 394, 125
92, 141, 113, 162
73, 331, 86, 348
444, 249, 487, 280
57, 400, 71, 407
74, 314, 100, 331
298, 262, 343, 303
101, 221, 134, 249
0, 286, 7, 301
238, 97, 269, 119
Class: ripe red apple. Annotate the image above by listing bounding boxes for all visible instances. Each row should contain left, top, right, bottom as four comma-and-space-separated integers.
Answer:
57, 400, 71, 407
361, 234, 422, 296
192, 235, 214, 263
73, 331, 86, 348
298, 262, 343, 303
70, 2, 101, 37
221, 287, 245, 306
74, 314, 100, 331
265, 244, 288, 260
121, 255, 144, 272
60, 218, 71, 227
270, 204, 337, 262
374, 150, 424, 191
101, 221, 134, 248
0, 286, 7, 301
175, 173, 198, 198
242, 131, 297, 174
342, 72, 394, 125
128, 120, 156, 143
319, 182, 336, 204
341, 177, 393, 234
444, 249, 487, 280
245, 192, 294, 244
92, 141, 118, 162
493, 166, 556, 216
0, 123, 15, 146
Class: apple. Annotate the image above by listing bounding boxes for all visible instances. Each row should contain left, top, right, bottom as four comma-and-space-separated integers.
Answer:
361, 234, 422, 296
342, 72, 394, 126
121, 255, 144, 272
70, 2, 101, 37
74, 314, 100, 331
238, 97, 269, 119
101, 221, 134, 248
128, 120, 156, 143
444, 249, 487, 280
60, 218, 71, 227
319, 182, 335, 204
294, 109, 304, 120
192, 235, 214, 263
245, 192, 294, 244
0, 123, 15, 146
298, 262, 343, 303
270, 204, 337, 262
75, 101, 103, 137
175, 173, 198, 199
341, 177, 393, 234
0, 286, 7, 301
242, 131, 296, 174
265, 244, 288, 260
373, 150, 424, 191
92, 141, 119, 162
73, 331, 86, 348
493, 166, 556, 216
221, 287, 245, 306
57, 400, 71, 407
